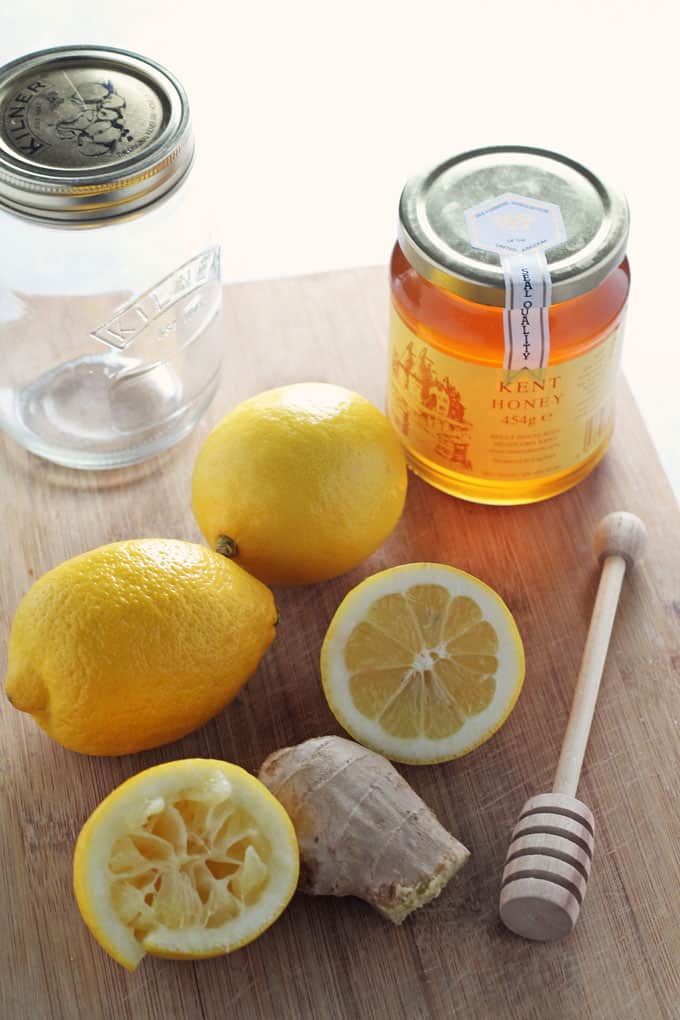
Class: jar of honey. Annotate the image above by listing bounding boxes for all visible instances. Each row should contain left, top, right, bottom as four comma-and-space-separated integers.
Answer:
388, 146, 630, 504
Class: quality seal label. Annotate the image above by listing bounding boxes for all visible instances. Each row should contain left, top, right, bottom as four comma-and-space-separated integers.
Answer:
465, 193, 566, 371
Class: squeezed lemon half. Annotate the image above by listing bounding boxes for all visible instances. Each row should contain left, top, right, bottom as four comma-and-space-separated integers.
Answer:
321, 564, 525, 764
73, 760, 299, 970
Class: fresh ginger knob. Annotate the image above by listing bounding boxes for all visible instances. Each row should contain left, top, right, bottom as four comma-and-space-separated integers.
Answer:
259, 736, 470, 923
593, 512, 646, 568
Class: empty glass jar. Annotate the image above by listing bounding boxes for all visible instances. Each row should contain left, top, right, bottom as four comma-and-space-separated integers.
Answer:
0, 45, 222, 469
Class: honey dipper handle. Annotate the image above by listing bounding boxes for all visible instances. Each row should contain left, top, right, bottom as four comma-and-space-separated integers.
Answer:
553, 513, 646, 797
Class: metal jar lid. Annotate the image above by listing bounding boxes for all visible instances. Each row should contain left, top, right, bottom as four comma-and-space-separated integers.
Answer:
397, 146, 630, 306
0, 45, 193, 225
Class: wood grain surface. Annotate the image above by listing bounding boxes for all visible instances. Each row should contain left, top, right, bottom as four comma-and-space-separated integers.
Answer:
1, 267, 679, 1020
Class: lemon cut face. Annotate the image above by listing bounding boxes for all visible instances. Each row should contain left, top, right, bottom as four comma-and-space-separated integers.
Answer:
74, 760, 299, 970
321, 564, 525, 764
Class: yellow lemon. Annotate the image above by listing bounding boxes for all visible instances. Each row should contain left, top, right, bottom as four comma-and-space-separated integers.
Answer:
192, 382, 407, 585
73, 759, 299, 970
321, 563, 524, 764
5, 540, 276, 755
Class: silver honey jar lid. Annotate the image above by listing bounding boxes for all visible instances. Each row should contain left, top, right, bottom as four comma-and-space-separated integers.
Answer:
397, 145, 630, 306
0, 45, 193, 225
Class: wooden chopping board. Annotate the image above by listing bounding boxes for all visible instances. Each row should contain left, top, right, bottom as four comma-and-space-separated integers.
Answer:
1, 267, 679, 1020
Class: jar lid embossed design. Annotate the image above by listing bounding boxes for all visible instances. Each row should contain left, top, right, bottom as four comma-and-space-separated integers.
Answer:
0, 45, 193, 224
397, 146, 630, 307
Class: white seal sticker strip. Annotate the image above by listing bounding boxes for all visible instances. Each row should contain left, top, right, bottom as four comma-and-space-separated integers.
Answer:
500, 249, 551, 371
464, 193, 566, 371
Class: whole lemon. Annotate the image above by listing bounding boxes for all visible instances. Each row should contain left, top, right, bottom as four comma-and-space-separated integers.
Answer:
5, 540, 276, 755
192, 383, 408, 585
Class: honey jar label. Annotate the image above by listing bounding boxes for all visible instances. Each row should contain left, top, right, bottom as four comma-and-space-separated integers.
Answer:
388, 304, 623, 481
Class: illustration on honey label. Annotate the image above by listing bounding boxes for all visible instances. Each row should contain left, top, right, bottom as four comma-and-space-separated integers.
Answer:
390, 327, 473, 471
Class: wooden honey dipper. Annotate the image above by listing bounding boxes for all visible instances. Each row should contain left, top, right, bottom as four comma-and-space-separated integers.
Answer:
499, 511, 646, 942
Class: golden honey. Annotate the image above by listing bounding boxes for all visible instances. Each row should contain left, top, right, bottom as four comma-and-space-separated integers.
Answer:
388, 147, 630, 504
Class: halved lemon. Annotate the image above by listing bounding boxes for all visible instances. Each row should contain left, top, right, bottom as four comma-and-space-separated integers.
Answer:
321, 564, 525, 764
73, 759, 299, 971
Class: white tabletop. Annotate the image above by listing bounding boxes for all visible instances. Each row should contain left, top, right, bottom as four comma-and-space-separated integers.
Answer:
3, 0, 678, 499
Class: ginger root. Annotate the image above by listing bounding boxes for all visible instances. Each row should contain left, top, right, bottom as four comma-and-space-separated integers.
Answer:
258, 735, 470, 924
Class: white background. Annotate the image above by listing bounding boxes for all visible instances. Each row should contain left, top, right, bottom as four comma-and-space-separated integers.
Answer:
2, 0, 678, 497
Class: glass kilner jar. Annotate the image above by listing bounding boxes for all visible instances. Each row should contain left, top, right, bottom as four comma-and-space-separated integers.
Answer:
388, 146, 630, 504
0, 46, 222, 469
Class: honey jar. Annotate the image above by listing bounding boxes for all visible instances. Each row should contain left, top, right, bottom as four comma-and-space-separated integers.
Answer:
388, 146, 630, 504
